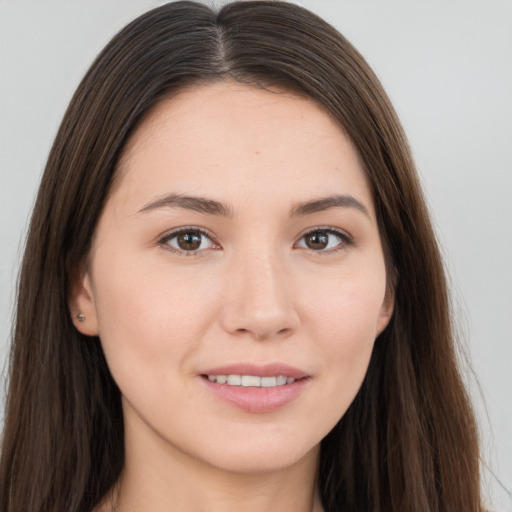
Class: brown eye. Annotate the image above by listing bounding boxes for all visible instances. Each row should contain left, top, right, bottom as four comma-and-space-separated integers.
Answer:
304, 232, 329, 250
177, 232, 202, 250
296, 228, 348, 252
164, 229, 214, 253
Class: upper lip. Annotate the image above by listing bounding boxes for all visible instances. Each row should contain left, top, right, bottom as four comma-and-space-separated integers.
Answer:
200, 363, 309, 379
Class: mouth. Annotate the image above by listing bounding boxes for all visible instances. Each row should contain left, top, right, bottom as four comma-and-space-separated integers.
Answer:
199, 363, 310, 413
202, 374, 301, 387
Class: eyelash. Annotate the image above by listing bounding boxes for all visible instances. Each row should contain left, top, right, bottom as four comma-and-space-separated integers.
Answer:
158, 226, 354, 256
295, 226, 354, 254
158, 227, 218, 256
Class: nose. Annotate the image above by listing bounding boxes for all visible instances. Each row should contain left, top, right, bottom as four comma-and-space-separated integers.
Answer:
219, 250, 299, 341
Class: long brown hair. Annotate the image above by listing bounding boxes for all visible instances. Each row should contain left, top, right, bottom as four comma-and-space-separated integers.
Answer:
0, 2, 482, 511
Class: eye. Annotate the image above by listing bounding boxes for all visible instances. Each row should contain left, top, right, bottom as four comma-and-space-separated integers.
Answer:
295, 228, 351, 252
160, 228, 217, 254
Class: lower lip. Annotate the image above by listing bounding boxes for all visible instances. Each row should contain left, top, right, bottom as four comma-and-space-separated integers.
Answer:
201, 377, 308, 413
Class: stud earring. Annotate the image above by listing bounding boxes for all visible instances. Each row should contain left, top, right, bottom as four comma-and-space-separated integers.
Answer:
76, 312, 85, 323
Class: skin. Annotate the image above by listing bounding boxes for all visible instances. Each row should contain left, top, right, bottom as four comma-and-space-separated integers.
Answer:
72, 81, 393, 512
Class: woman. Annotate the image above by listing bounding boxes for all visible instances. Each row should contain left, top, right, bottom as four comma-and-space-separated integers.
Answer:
0, 1, 484, 511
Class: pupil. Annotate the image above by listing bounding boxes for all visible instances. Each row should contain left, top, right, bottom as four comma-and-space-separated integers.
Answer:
306, 232, 328, 250
178, 232, 201, 250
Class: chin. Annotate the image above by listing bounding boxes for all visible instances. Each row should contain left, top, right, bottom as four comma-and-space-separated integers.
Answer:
198, 436, 320, 475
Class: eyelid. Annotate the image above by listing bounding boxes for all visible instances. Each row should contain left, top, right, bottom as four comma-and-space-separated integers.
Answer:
294, 226, 354, 252
156, 225, 353, 256
158, 226, 220, 255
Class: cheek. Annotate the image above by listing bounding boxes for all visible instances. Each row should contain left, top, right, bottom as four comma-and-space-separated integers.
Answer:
303, 261, 387, 343
89, 252, 218, 383
300, 266, 386, 413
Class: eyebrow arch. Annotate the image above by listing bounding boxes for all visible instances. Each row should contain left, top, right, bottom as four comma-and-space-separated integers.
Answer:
137, 193, 233, 217
291, 195, 370, 218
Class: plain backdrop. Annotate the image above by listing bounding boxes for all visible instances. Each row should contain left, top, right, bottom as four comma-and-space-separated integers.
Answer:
0, 1, 511, 510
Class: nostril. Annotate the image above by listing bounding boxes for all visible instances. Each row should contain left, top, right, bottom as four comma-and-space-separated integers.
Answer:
219, 289, 300, 340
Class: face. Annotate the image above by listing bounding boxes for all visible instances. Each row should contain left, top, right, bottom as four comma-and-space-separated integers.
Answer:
72, 82, 393, 475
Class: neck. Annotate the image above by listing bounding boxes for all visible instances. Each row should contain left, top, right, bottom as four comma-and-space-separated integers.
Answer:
106, 415, 323, 512
115, 463, 323, 512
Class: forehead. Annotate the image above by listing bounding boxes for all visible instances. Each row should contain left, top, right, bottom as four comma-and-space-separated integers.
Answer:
114, 81, 373, 215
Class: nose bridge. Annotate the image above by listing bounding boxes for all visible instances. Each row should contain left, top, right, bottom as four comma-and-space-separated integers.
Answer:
241, 247, 284, 304
221, 240, 298, 339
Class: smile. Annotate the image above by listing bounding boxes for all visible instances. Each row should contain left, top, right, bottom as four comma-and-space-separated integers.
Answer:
200, 364, 309, 413
206, 375, 296, 387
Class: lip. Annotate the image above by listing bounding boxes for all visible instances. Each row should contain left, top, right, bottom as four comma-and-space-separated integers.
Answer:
200, 362, 308, 379
199, 362, 310, 414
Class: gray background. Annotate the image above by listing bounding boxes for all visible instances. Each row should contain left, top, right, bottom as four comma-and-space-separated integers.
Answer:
1, 1, 511, 510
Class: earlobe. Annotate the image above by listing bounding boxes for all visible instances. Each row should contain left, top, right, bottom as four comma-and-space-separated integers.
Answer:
69, 271, 100, 336
376, 293, 395, 336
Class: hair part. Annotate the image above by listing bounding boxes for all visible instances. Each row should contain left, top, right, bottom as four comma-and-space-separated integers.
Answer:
1, 2, 482, 511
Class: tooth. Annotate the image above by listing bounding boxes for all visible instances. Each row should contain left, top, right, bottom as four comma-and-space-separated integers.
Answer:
241, 375, 261, 387
261, 376, 277, 387
208, 374, 299, 387
227, 375, 242, 385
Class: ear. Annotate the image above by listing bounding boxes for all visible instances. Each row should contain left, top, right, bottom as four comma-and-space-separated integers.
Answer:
376, 290, 394, 337
69, 269, 100, 336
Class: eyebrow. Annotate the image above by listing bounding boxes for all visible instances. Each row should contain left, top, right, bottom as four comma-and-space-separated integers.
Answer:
137, 193, 370, 219
290, 194, 370, 218
137, 193, 233, 217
